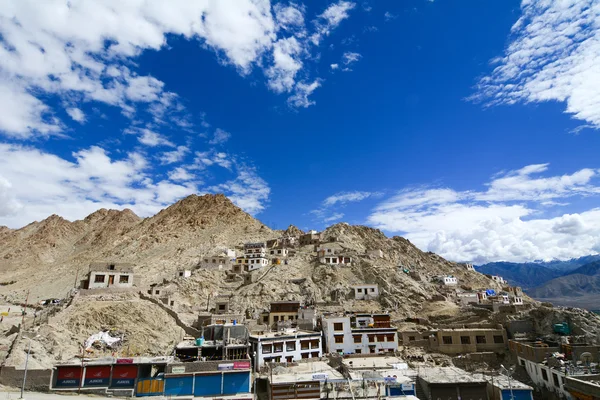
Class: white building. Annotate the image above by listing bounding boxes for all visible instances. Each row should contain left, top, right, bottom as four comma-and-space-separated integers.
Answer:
353, 284, 379, 300
269, 248, 289, 257
512, 296, 524, 305
85, 262, 134, 289
236, 256, 269, 272
518, 357, 572, 399
177, 270, 191, 278
322, 314, 398, 355
249, 329, 323, 369
442, 276, 458, 285
319, 255, 352, 265
456, 292, 479, 305
245, 242, 267, 258
492, 275, 505, 284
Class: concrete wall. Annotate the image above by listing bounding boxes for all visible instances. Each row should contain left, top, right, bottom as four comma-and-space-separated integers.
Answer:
431, 329, 507, 355
88, 271, 134, 289
0, 366, 52, 391
353, 285, 379, 300
509, 340, 559, 363
565, 375, 600, 399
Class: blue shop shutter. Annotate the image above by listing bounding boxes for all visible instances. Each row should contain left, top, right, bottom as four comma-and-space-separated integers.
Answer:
194, 374, 223, 397
223, 372, 251, 395
164, 376, 193, 397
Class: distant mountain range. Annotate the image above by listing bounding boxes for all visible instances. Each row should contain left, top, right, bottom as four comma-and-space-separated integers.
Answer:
477, 256, 600, 309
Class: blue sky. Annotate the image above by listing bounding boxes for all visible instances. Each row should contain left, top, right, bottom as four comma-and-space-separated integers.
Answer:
1, 0, 600, 264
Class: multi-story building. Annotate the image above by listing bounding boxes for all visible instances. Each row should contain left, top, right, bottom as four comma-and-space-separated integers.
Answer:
319, 254, 352, 265
249, 328, 323, 369
322, 313, 398, 355
402, 326, 507, 355
234, 243, 269, 272
300, 231, 321, 246
260, 301, 301, 328
199, 255, 233, 270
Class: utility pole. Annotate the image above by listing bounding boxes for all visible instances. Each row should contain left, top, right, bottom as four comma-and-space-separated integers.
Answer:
21, 290, 30, 327
20, 338, 32, 399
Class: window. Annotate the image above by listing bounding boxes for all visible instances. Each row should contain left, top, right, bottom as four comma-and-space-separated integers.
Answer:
273, 316, 279, 322
408, 336, 416, 342
376, 334, 385, 342
442, 336, 453, 345
301, 352, 309, 359
218, 304, 226, 311
334, 335, 344, 344
357, 288, 363, 293
368, 335, 376, 343
520, 359, 526, 367
286, 341, 296, 351
386, 334, 395, 341
300, 341, 310, 350
541, 369, 548, 381
119, 275, 129, 283
369, 346, 376, 354
263, 344, 272, 354
476, 336, 486, 344
493, 335, 504, 344
109, 264, 115, 270
155, 290, 160, 295
553, 373, 560, 387
355, 349, 361, 354
353, 335, 362, 343
311, 352, 319, 358
370, 288, 375, 293
212, 259, 216, 263
333, 322, 344, 331
286, 356, 293, 362
170, 300, 175, 306
274, 342, 283, 353
460, 336, 471, 345
94, 274, 105, 283
310, 340, 320, 349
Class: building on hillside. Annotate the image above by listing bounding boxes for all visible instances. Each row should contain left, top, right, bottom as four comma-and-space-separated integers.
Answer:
300, 231, 321, 246
297, 306, 317, 331
443, 276, 458, 285
352, 284, 379, 300
492, 275, 506, 284
462, 263, 475, 271
249, 328, 322, 369
177, 270, 191, 278
484, 375, 534, 400
175, 324, 250, 362
429, 327, 507, 354
196, 313, 244, 327
266, 361, 344, 400
269, 248, 289, 258
456, 291, 479, 306
418, 367, 488, 400
319, 254, 352, 265
341, 356, 417, 398
83, 262, 135, 289
199, 255, 233, 270
322, 313, 398, 355
260, 301, 301, 328
234, 242, 269, 272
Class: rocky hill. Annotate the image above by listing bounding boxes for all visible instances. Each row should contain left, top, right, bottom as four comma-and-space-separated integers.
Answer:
2, 193, 600, 369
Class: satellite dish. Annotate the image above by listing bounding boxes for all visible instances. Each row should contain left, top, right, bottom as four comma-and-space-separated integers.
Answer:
580, 352, 593, 365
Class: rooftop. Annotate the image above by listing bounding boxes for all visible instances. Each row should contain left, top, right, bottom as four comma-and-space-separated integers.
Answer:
89, 262, 134, 273
342, 356, 406, 370
419, 367, 487, 384
349, 369, 413, 385
250, 329, 321, 339
269, 361, 344, 384
484, 375, 533, 390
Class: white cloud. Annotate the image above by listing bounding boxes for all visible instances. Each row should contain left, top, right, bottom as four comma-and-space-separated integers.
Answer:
0, 143, 270, 228
209, 128, 232, 145
324, 191, 380, 206
209, 164, 271, 215
311, 1, 356, 45
384, 11, 398, 21
159, 146, 190, 165
288, 80, 322, 108
343, 52, 361, 65
323, 212, 344, 223
473, 0, 600, 128
168, 167, 195, 182
135, 128, 175, 147
194, 150, 233, 170
331, 64, 339, 70
367, 164, 600, 263
66, 107, 86, 124
0, 0, 361, 137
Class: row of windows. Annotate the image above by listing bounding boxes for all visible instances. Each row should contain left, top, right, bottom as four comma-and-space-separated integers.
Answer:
264, 352, 320, 363
356, 288, 376, 293
94, 274, 129, 283
334, 334, 396, 343
441, 335, 504, 345
203, 258, 227, 264
524, 359, 563, 389
262, 339, 320, 354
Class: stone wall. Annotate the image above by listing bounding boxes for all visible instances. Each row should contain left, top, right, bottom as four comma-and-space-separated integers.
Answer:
139, 292, 201, 337
0, 366, 52, 391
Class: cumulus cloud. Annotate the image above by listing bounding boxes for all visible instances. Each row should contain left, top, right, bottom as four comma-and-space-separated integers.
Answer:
331, 64, 340, 70
472, 0, 600, 128
209, 128, 232, 145
66, 108, 86, 123
0, 143, 271, 228
159, 146, 190, 165
0, 0, 360, 140
367, 164, 600, 263
288, 80, 322, 108
311, 1, 356, 45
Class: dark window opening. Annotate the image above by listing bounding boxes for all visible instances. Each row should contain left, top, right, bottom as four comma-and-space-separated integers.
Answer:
476, 336, 486, 344
460, 336, 471, 345
493, 335, 504, 344
442, 336, 453, 345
